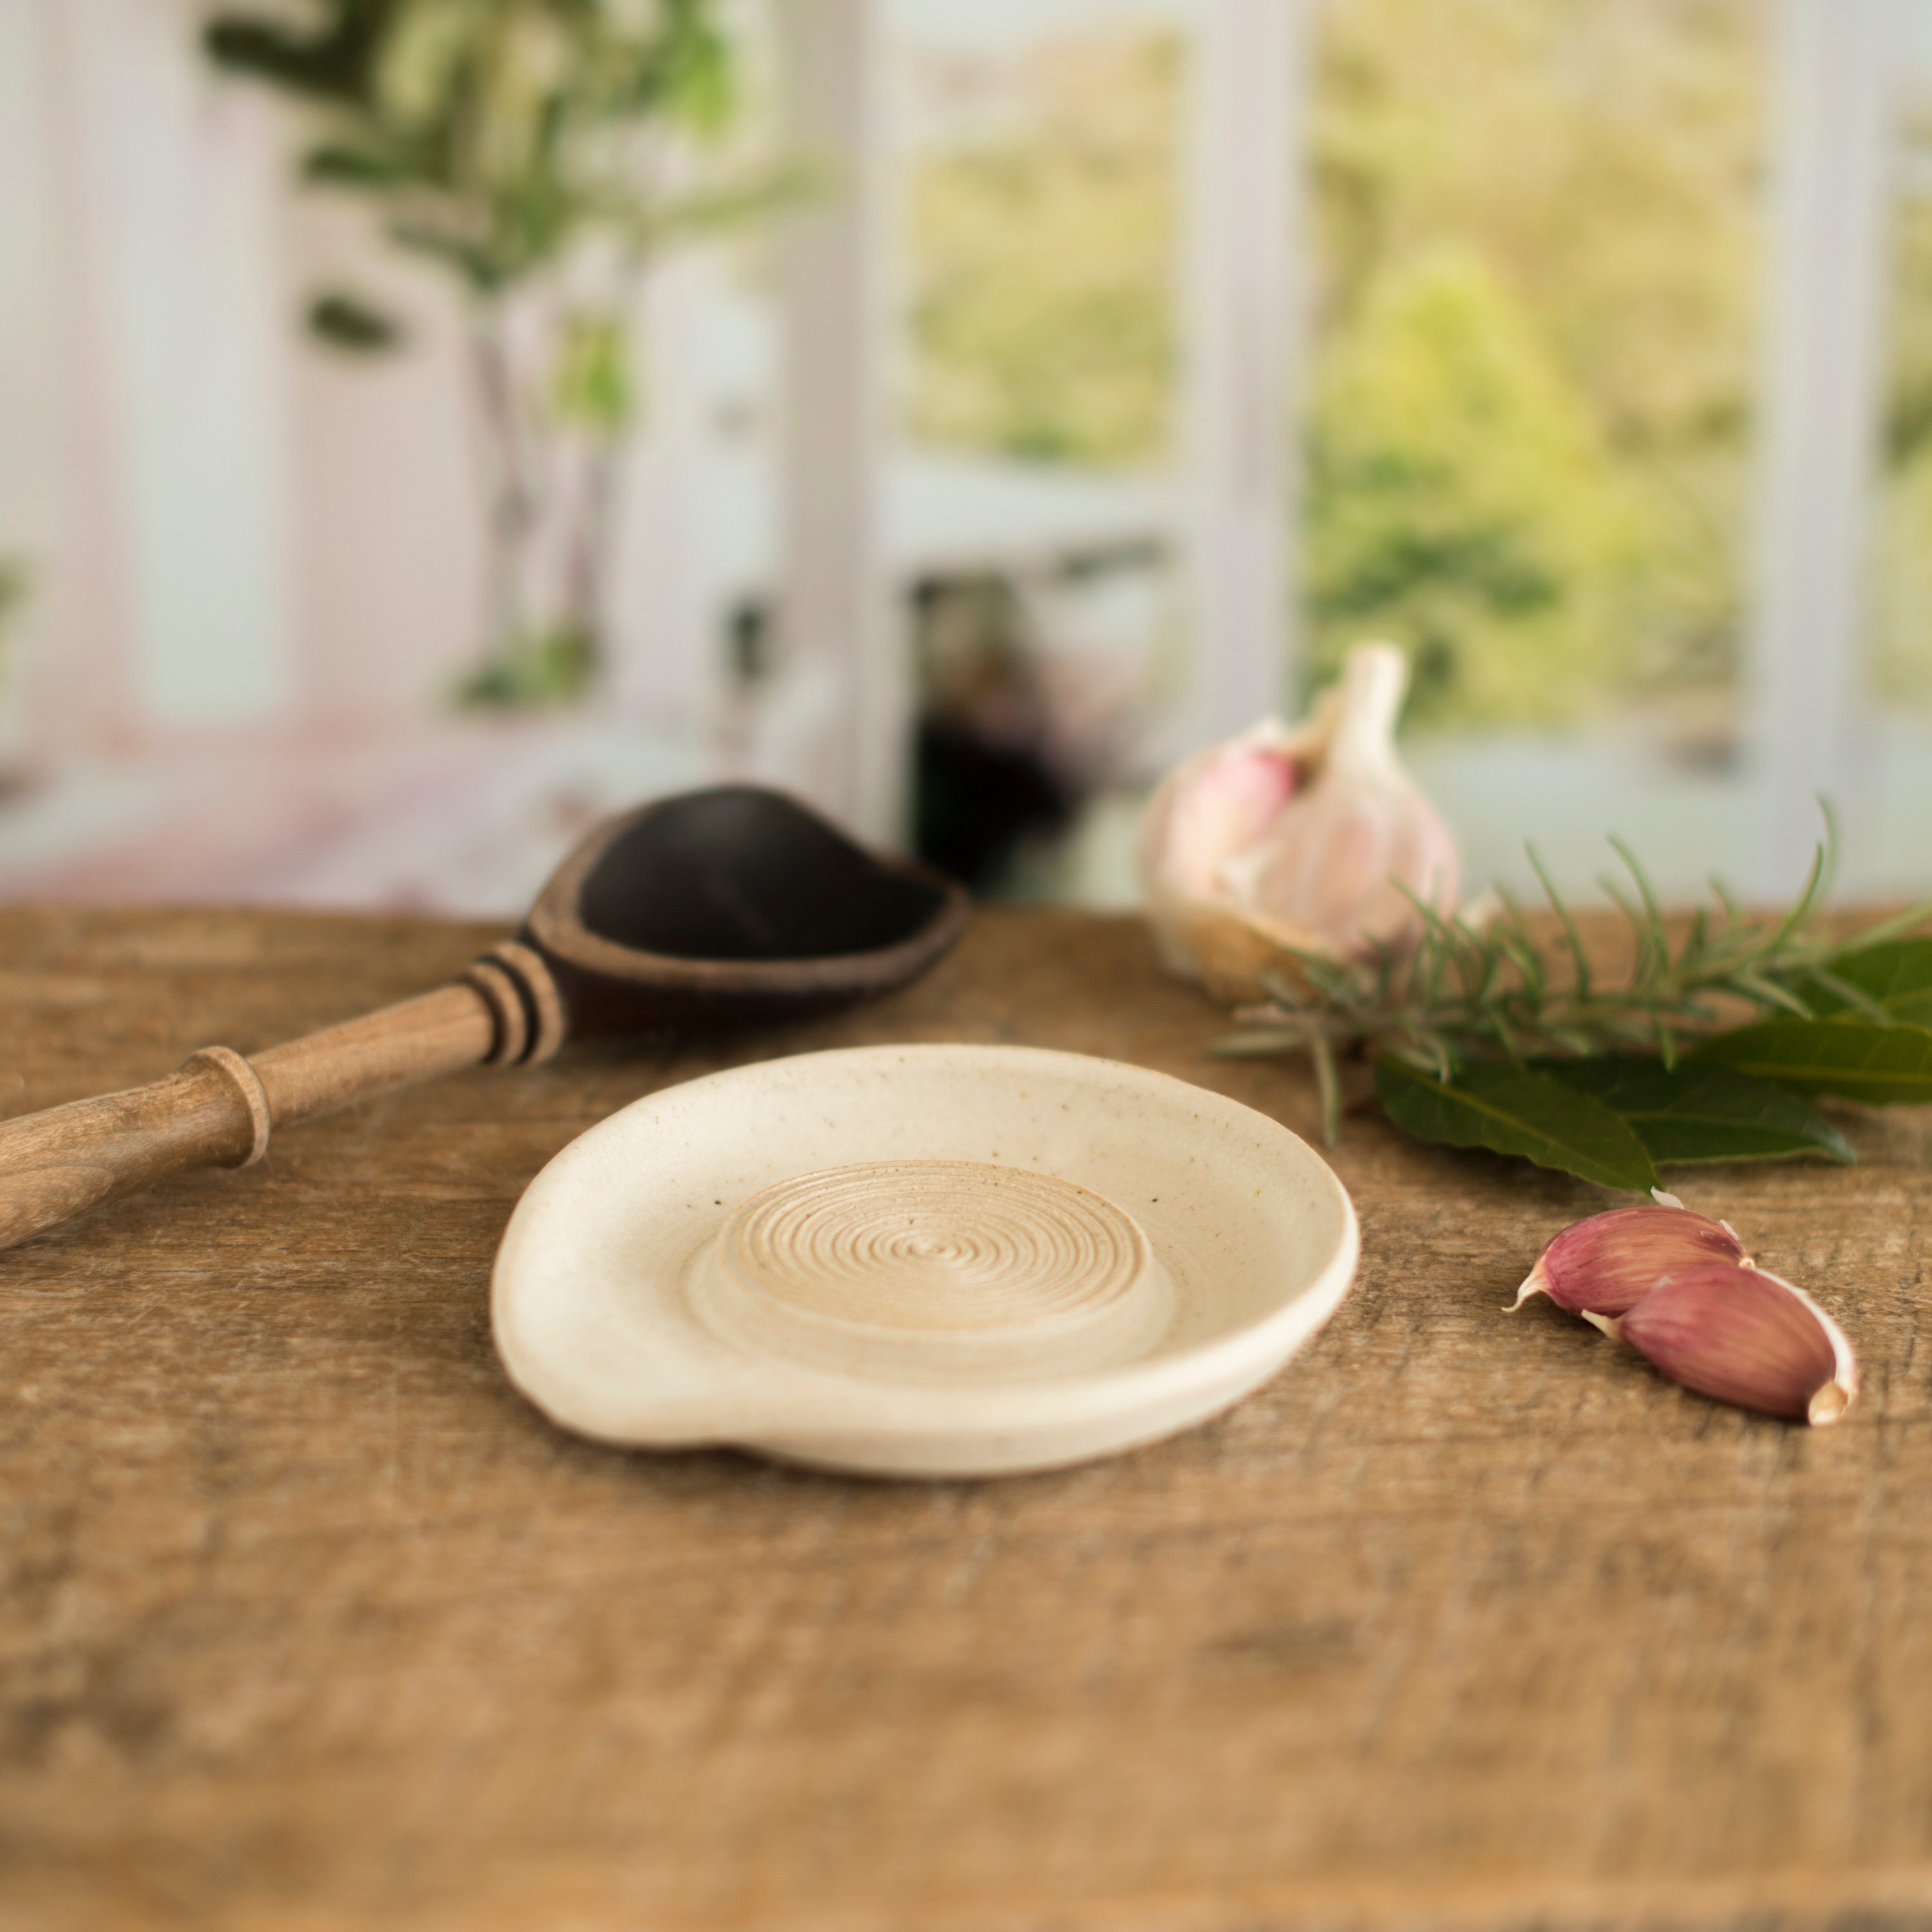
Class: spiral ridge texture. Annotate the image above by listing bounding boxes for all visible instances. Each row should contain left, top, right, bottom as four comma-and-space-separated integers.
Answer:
691, 1160, 1173, 1383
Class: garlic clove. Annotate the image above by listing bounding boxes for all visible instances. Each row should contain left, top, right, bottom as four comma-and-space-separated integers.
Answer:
1139, 723, 1299, 905
1139, 710, 1336, 994
1610, 1263, 1859, 1425
1509, 1200, 1749, 1316
1220, 645, 1459, 958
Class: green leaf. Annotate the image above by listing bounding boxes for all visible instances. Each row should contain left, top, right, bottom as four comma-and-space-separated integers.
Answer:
1373, 1057, 1656, 1191
303, 141, 415, 190
1801, 938, 1932, 1027
307, 290, 403, 353
203, 15, 382, 105
385, 221, 513, 295
454, 625, 595, 710
1541, 1057, 1855, 1167
551, 310, 634, 435
1692, 1019, 1932, 1104
0, 559, 30, 623
1211, 1028, 1319, 1057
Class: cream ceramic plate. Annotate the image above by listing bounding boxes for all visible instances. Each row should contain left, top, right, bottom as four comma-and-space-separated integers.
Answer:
491, 1044, 1359, 1477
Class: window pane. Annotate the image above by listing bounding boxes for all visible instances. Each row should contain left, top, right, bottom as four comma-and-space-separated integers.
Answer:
1848, 39, 1932, 902
905, 24, 1180, 471
1309, 0, 1769, 895
1870, 90, 1932, 718
900, 16, 1186, 896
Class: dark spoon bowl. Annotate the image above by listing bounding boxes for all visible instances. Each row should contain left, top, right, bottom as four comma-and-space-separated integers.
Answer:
524, 786, 972, 1035
0, 784, 971, 1251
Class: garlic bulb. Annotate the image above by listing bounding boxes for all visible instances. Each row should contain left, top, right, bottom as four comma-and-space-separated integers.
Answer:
1139, 644, 1459, 1001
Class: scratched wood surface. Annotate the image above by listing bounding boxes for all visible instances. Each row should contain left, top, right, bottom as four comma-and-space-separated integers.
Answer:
1, 902, 1930, 1932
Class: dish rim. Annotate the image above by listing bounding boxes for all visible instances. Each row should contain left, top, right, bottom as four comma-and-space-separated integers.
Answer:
492, 1041, 1360, 1453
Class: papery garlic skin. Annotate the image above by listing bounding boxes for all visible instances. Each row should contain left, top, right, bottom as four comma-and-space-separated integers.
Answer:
1139, 723, 1299, 906
1510, 1200, 1749, 1317
1222, 647, 1459, 958
1137, 643, 1459, 999
1611, 1264, 1859, 1426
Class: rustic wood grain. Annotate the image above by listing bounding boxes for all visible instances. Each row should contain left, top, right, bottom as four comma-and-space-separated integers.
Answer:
1, 902, 1929, 1932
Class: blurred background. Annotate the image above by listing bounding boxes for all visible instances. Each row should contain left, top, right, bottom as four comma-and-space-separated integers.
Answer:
0, 0, 1928, 917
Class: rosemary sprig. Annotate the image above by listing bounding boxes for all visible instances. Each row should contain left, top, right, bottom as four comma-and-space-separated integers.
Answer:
1218, 817, 1932, 1092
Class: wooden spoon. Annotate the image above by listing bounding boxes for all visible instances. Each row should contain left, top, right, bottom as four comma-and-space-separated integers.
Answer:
0, 786, 970, 1251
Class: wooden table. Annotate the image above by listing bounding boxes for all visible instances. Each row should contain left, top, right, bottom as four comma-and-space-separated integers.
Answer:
3, 904, 1929, 1932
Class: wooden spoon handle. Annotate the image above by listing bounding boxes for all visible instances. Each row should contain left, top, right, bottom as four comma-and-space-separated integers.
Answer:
0, 943, 565, 1251
0, 1053, 267, 1251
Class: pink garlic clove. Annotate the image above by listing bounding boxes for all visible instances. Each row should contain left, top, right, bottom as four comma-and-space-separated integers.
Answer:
1509, 1198, 1748, 1318
1224, 646, 1459, 957
1611, 1263, 1859, 1426
1138, 724, 1300, 908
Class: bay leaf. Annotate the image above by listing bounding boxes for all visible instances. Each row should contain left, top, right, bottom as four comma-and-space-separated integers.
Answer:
1692, 1018, 1932, 1104
1374, 1058, 1656, 1191
1542, 1056, 1855, 1166
1800, 938, 1932, 1027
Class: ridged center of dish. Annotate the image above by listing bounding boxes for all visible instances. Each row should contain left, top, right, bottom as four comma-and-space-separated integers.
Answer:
691, 1160, 1171, 1382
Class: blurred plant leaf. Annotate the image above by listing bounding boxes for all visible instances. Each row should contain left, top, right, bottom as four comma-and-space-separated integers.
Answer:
207, 0, 790, 305
205, 0, 801, 708
1374, 1057, 1656, 1190
303, 140, 414, 189
384, 220, 513, 295
1799, 938, 1932, 1028
618, 161, 821, 251
1692, 1019, 1932, 1105
308, 290, 404, 352
646, 7, 735, 131
0, 558, 28, 690
551, 311, 632, 436
455, 626, 595, 709
204, 5, 388, 104
1540, 1056, 1854, 1166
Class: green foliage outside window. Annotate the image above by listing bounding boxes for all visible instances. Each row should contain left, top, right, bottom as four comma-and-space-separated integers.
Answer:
1306, 0, 1765, 728
206, 0, 744, 302
0, 562, 24, 694
1303, 247, 1642, 727
204, 0, 793, 708
909, 35, 1179, 471
1871, 104, 1932, 717
908, 0, 1774, 732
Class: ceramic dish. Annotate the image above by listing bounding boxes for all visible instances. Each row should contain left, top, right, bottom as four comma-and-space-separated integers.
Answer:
491, 1043, 1359, 1477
